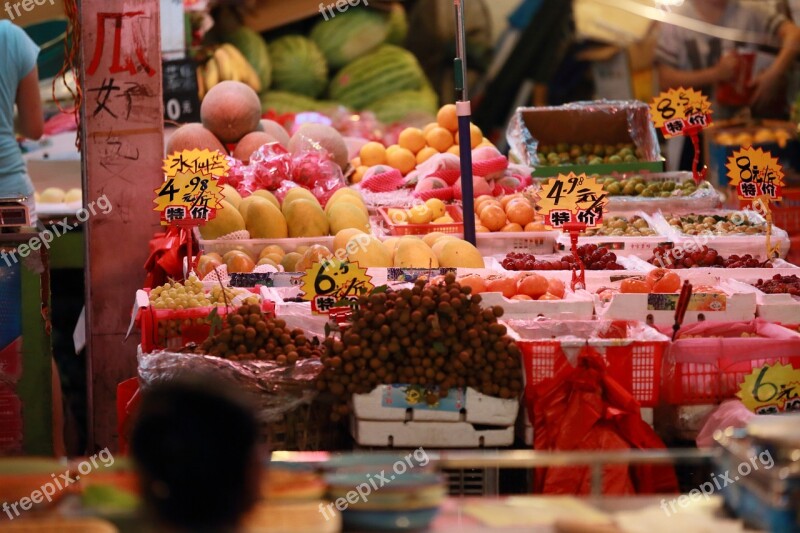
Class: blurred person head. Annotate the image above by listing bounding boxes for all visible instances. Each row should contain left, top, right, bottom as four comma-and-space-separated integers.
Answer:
131, 375, 262, 532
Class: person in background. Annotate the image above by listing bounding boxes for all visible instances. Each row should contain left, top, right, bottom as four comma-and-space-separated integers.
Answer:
0, 19, 43, 222
131, 376, 263, 533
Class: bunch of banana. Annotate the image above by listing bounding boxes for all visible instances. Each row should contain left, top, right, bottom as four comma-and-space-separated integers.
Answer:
197, 43, 261, 99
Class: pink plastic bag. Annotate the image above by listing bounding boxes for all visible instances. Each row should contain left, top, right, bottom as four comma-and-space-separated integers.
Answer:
696, 399, 755, 448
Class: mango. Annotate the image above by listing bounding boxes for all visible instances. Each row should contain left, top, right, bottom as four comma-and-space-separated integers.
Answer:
394, 237, 439, 268
346, 235, 392, 268
246, 201, 288, 239
282, 188, 320, 215
327, 187, 363, 206
436, 239, 484, 268
382, 236, 401, 259
199, 200, 246, 240
422, 232, 450, 248
325, 194, 368, 218
333, 228, 366, 255
284, 199, 329, 237
221, 184, 242, 209
430, 236, 459, 258
328, 202, 370, 235
281, 252, 302, 272
251, 189, 280, 209
238, 195, 271, 220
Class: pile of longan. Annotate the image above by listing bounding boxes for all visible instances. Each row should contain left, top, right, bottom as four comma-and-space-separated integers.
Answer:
318, 273, 524, 421
196, 304, 322, 364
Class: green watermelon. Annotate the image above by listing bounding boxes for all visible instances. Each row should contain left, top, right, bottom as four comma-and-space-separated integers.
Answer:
385, 4, 409, 45
310, 8, 390, 70
225, 27, 272, 91
368, 88, 439, 125
260, 91, 342, 115
329, 45, 426, 110
269, 35, 329, 98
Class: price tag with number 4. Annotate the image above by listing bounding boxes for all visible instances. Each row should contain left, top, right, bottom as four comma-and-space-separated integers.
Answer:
154, 149, 228, 226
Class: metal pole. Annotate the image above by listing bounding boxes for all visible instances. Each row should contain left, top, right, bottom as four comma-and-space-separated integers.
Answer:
454, 0, 476, 246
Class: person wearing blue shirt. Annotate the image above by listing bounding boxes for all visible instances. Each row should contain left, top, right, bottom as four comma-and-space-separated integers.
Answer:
0, 19, 44, 221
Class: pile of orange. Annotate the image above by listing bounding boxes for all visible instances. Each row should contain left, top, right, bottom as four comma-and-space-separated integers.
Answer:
474, 194, 545, 233
351, 104, 495, 183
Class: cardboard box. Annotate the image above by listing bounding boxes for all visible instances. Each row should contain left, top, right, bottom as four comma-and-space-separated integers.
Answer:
508, 101, 664, 176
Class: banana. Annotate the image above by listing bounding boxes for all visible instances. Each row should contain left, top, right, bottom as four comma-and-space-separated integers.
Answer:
222, 44, 261, 92
204, 57, 220, 89
213, 46, 235, 82
196, 64, 207, 100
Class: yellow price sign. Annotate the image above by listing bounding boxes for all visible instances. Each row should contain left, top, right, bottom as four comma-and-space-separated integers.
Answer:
726, 146, 784, 201
649, 87, 713, 138
300, 259, 374, 315
738, 362, 800, 414
537, 173, 608, 229
154, 149, 229, 226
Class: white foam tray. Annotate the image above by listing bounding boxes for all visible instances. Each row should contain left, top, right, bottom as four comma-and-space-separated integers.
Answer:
351, 418, 514, 448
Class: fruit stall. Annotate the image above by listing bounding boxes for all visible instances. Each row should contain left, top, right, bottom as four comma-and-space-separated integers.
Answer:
5, 1, 800, 532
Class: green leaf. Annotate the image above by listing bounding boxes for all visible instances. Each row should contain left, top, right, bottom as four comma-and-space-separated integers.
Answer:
207, 307, 223, 339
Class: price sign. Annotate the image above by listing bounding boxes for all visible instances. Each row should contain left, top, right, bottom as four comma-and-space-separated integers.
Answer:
162, 59, 201, 123
154, 149, 228, 226
300, 259, 374, 315
649, 87, 713, 138
726, 147, 784, 201
537, 173, 608, 229
737, 363, 800, 414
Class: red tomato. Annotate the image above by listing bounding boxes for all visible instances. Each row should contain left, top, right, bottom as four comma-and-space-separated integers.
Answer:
620, 278, 650, 294
517, 273, 549, 299
538, 293, 561, 301
511, 294, 533, 300
547, 278, 566, 299
459, 274, 487, 294
486, 276, 517, 299
646, 268, 681, 293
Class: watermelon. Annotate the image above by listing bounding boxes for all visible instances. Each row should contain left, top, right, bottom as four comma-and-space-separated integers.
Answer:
260, 91, 342, 115
328, 45, 426, 110
224, 27, 272, 91
368, 88, 439, 125
385, 4, 409, 45
269, 35, 329, 98
310, 8, 389, 70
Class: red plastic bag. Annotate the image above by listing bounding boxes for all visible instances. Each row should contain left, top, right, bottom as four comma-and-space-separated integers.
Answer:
530, 345, 678, 495
143, 227, 197, 288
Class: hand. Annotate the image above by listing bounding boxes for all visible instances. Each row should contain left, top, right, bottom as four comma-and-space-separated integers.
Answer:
749, 68, 782, 108
715, 51, 739, 83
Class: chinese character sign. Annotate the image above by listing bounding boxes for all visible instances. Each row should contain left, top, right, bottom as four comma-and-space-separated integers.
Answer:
153, 149, 228, 225
300, 259, 374, 315
737, 363, 800, 414
537, 173, 608, 229
649, 88, 712, 138
726, 147, 785, 201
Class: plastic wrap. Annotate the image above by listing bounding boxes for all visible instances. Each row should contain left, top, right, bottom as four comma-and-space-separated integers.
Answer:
696, 400, 755, 449
506, 100, 661, 167
249, 143, 293, 191
138, 347, 323, 423
600, 172, 722, 214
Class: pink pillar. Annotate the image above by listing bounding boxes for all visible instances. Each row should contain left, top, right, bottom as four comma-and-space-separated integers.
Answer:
79, 0, 163, 451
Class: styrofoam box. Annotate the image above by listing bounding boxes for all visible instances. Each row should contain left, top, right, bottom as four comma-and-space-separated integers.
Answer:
476, 231, 557, 256
351, 418, 515, 448
352, 386, 518, 426
595, 290, 757, 325
726, 278, 800, 324
479, 290, 595, 320
490, 255, 649, 292
554, 211, 670, 259
622, 255, 800, 284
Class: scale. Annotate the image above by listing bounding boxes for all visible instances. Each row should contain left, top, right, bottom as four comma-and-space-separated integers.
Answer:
0, 196, 32, 230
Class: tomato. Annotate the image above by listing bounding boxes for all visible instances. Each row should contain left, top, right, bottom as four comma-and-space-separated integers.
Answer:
517, 273, 549, 299
646, 268, 681, 293
620, 278, 650, 294
538, 293, 561, 301
486, 276, 518, 299
547, 278, 566, 299
511, 294, 533, 300
458, 274, 487, 294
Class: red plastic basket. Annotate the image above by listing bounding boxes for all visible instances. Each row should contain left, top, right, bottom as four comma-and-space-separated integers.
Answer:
138, 294, 275, 353
379, 205, 464, 236
739, 187, 800, 235
514, 321, 667, 407
663, 328, 800, 405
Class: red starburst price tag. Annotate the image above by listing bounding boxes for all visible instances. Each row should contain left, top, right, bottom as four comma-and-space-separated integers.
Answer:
154, 149, 228, 226
649, 87, 713, 138
300, 259, 374, 315
726, 146, 785, 201
537, 173, 608, 229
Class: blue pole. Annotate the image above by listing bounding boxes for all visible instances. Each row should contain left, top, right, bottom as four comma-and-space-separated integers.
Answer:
454, 0, 476, 245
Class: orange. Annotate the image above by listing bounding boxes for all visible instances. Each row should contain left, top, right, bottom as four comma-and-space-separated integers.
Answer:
454, 123, 483, 149
386, 147, 416, 175
524, 221, 546, 231
479, 204, 507, 231
477, 200, 502, 217
351, 165, 368, 184
398, 128, 426, 154
416, 146, 438, 165
385, 144, 402, 156
422, 122, 439, 136
475, 225, 490, 233
447, 145, 460, 156
479, 138, 495, 149
351, 157, 361, 167
360, 142, 387, 166
505, 201, 535, 226
500, 194, 523, 209
425, 127, 454, 153
437, 104, 459, 132
501, 222, 523, 232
